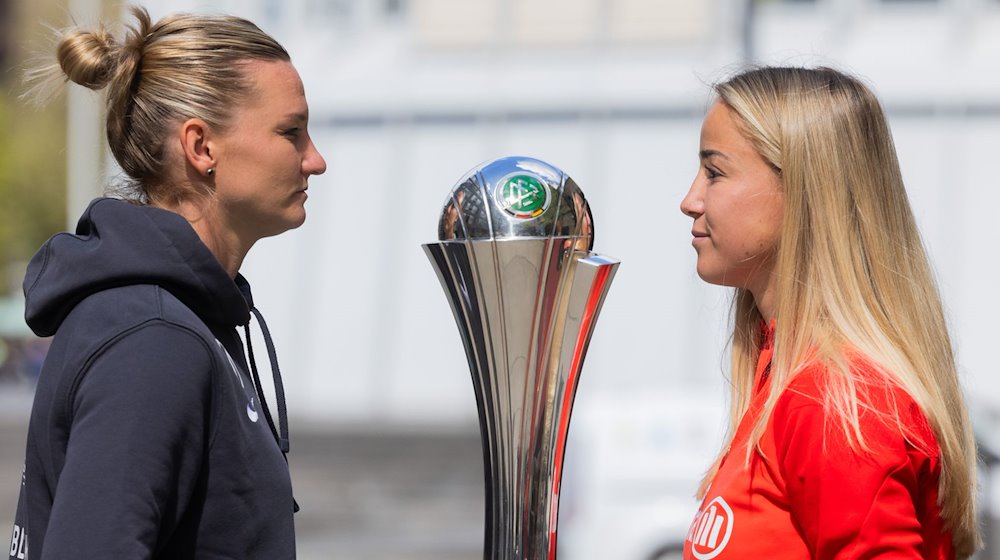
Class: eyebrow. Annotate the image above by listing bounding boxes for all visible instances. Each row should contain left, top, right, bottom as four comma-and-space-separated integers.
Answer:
283, 111, 309, 124
699, 149, 729, 161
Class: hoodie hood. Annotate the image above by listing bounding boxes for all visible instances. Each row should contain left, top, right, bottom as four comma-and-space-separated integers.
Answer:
23, 198, 250, 337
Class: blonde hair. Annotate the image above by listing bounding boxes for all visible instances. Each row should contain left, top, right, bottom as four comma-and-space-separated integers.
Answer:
27, 5, 289, 205
699, 66, 979, 557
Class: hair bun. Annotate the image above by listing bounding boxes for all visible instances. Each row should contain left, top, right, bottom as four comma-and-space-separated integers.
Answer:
55, 27, 120, 90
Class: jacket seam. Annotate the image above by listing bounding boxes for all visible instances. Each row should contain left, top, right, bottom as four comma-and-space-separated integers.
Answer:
62, 318, 221, 453
841, 460, 913, 557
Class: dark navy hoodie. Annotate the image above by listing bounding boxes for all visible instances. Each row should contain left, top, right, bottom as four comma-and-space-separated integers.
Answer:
8, 198, 295, 559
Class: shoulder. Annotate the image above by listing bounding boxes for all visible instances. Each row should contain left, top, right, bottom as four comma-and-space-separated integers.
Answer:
55, 285, 226, 400
56, 285, 220, 359
773, 357, 939, 461
769, 359, 948, 558
69, 284, 208, 328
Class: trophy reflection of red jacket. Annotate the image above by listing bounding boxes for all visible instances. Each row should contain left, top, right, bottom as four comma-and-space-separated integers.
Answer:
683, 333, 953, 560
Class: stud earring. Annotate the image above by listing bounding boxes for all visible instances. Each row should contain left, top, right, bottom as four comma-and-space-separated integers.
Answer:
207, 168, 215, 176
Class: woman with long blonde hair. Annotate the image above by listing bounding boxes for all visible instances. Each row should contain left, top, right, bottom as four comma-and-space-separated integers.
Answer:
679, 66, 979, 559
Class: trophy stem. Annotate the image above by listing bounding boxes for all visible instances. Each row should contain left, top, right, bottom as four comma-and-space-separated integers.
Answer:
425, 240, 619, 560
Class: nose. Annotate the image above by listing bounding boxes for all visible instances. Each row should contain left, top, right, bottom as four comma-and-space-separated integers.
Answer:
680, 176, 704, 218
304, 138, 327, 176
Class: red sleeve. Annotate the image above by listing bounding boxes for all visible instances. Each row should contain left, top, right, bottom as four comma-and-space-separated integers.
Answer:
773, 369, 932, 560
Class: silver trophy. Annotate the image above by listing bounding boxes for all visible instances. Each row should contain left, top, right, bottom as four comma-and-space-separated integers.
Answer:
423, 156, 620, 559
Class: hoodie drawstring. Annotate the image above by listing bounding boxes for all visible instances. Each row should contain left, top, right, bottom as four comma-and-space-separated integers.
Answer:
243, 308, 299, 513
243, 308, 290, 455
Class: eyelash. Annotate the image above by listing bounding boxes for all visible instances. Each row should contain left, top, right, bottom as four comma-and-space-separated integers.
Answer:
282, 128, 301, 139
704, 166, 721, 180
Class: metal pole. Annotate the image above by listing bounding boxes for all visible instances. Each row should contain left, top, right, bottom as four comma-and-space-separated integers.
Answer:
65, 0, 105, 230
742, 0, 756, 64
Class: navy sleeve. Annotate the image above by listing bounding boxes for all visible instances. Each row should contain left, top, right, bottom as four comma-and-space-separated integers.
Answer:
40, 323, 214, 559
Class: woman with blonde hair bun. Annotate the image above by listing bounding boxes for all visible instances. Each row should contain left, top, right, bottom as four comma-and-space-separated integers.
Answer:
9, 5, 325, 559
680, 66, 979, 559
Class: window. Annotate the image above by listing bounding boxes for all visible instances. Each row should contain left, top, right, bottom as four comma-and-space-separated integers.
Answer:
384, 0, 404, 16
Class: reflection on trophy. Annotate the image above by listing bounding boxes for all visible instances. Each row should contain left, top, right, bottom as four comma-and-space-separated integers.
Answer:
424, 156, 620, 559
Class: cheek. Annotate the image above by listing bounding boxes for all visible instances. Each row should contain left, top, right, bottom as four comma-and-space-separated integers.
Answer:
758, 194, 784, 244
705, 199, 781, 258
278, 148, 305, 177
746, 215, 780, 255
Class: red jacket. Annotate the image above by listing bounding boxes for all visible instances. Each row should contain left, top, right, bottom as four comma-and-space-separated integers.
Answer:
684, 335, 953, 559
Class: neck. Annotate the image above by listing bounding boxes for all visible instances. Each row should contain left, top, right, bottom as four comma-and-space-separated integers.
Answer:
750, 275, 778, 324
157, 197, 250, 278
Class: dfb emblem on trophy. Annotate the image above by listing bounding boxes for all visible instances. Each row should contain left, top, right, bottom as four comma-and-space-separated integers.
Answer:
495, 174, 550, 219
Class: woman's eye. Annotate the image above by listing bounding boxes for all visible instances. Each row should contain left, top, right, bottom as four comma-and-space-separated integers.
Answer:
704, 166, 721, 179
282, 128, 300, 139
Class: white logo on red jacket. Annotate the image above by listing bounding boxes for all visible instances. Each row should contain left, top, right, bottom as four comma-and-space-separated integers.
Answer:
687, 496, 734, 559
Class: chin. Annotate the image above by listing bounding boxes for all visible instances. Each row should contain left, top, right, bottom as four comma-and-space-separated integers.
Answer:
696, 266, 735, 289
283, 205, 308, 228
697, 273, 724, 287
293, 208, 308, 228
258, 213, 307, 240
696, 262, 718, 284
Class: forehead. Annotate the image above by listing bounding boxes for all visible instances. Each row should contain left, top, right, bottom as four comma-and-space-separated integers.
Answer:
700, 101, 757, 156
701, 102, 738, 141
239, 60, 306, 111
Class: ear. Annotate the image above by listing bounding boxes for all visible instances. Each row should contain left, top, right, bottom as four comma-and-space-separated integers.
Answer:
179, 118, 217, 177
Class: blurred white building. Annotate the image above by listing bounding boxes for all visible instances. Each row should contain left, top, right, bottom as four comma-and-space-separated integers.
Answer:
69, 0, 1000, 557
118, 0, 1000, 419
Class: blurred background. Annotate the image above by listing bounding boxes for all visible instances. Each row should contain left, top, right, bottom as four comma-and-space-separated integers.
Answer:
1, 0, 999, 558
